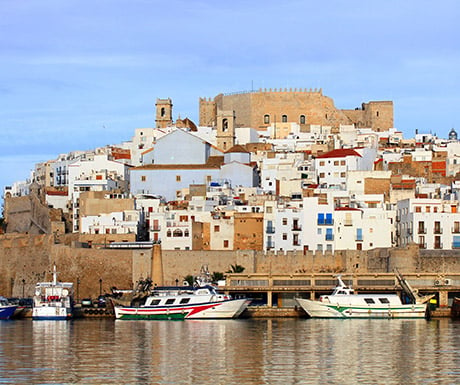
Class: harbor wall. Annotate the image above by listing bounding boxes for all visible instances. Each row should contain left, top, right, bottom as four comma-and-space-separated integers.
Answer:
1, 233, 460, 298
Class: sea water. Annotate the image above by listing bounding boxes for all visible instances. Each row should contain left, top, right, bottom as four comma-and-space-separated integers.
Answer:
1, 318, 459, 384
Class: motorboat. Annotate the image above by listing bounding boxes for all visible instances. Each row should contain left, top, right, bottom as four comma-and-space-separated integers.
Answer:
0, 297, 17, 320
295, 275, 430, 319
113, 272, 250, 320
32, 265, 74, 320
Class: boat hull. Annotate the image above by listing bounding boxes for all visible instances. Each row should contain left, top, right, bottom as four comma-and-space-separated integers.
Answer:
32, 306, 73, 320
296, 298, 428, 319
115, 299, 249, 320
0, 305, 17, 320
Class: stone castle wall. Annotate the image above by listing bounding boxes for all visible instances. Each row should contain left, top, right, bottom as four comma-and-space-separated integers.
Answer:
200, 90, 394, 132
1, 233, 458, 298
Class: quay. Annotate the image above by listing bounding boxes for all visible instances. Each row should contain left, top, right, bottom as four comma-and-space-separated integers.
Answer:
221, 272, 460, 318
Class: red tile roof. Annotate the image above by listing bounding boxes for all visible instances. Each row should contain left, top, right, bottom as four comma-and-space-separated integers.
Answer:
316, 149, 362, 159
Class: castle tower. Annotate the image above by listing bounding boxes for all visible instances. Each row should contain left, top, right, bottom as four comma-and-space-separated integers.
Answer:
155, 98, 173, 128
199, 97, 217, 127
216, 110, 235, 151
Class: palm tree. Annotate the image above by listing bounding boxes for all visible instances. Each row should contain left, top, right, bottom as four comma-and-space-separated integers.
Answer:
226, 264, 245, 273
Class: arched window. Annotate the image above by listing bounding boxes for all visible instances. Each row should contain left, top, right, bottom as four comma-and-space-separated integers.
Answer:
222, 118, 228, 131
264, 114, 270, 124
184, 229, 189, 237
161, 107, 166, 117
282, 115, 288, 123
173, 229, 183, 237
167, 230, 172, 237
300, 115, 306, 124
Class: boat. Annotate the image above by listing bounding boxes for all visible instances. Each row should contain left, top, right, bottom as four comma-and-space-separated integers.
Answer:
32, 265, 74, 320
295, 275, 431, 319
0, 297, 17, 320
113, 274, 250, 320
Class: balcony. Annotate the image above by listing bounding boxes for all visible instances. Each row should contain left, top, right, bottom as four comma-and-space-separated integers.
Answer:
434, 243, 443, 250
434, 228, 442, 234
453, 242, 460, 249
292, 226, 302, 231
266, 226, 275, 234
418, 228, 427, 234
325, 234, 334, 241
317, 219, 334, 226
152, 226, 161, 231
356, 236, 363, 242
266, 241, 275, 249
419, 243, 427, 249
452, 227, 460, 234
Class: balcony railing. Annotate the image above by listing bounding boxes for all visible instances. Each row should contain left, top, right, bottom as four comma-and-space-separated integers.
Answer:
266, 226, 275, 234
418, 228, 426, 234
434, 228, 443, 234
325, 234, 334, 241
419, 243, 427, 249
292, 226, 302, 231
434, 243, 443, 249
317, 219, 334, 226
452, 227, 460, 234
453, 242, 460, 249
356, 236, 363, 242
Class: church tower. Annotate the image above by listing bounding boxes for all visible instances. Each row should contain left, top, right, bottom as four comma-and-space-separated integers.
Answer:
216, 110, 235, 151
155, 98, 173, 128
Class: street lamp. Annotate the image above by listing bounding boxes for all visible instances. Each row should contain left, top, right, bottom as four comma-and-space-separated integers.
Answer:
22, 279, 25, 298
99, 278, 102, 296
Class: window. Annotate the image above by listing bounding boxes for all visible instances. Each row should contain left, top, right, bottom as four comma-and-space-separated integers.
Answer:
141, 176, 146, 182
300, 115, 306, 124
282, 218, 287, 225
325, 228, 333, 241
266, 207, 272, 214
180, 298, 190, 304
356, 228, 363, 241
340, 160, 346, 166
264, 114, 270, 124
223, 240, 229, 248
379, 298, 390, 304
334, 161, 339, 166
214, 225, 220, 232
426, 206, 431, 213
364, 298, 375, 304
282, 115, 287, 123
173, 229, 183, 237
319, 172, 325, 178
325, 213, 333, 225
150, 299, 161, 306
415, 206, 421, 213
282, 233, 287, 240
176, 175, 181, 182
165, 298, 175, 305
222, 118, 228, 131
317, 213, 325, 225
161, 107, 166, 117
320, 161, 325, 166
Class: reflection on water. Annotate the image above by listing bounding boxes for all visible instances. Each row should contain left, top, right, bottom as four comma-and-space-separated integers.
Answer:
1, 318, 460, 384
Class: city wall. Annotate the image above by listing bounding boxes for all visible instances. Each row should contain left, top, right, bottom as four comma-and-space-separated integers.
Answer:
1, 233, 459, 298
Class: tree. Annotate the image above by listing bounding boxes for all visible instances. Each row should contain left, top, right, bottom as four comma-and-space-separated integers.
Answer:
226, 264, 245, 273
211, 271, 225, 283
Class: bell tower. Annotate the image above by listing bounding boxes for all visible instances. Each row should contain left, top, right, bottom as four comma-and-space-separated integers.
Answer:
155, 98, 173, 128
216, 110, 235, 151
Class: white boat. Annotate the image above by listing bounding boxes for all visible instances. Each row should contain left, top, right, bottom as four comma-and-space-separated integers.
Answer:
32, 265, 74, 320
114, 284, 250, 320
295, 276, 429, 319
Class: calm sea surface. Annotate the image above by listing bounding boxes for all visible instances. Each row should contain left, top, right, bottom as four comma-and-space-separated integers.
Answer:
1, 318, 459, 384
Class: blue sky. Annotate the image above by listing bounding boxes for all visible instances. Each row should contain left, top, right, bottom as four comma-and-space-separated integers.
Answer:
1, 0, 459, 199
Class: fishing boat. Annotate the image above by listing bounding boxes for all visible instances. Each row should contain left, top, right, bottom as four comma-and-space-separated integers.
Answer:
0, 297, 17, 320
32, 265, 74, 320
295, 275, 431, 319
113, 276, 250, 320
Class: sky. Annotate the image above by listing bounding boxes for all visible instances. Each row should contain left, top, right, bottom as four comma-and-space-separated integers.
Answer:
1, 0, 459, 201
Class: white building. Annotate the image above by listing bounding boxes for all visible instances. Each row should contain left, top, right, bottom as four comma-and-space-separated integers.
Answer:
397, 198, 460, 250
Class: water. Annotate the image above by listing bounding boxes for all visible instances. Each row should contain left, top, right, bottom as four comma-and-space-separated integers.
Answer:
1, 318, 460, 384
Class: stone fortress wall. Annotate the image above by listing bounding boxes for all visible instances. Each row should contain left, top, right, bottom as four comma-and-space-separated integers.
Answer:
1, 233, 459, 299
200, 88, 393, 132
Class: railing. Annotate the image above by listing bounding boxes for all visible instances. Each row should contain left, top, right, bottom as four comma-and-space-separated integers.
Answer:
434, 228, 443, 234
434, 243, 443, 249
292, 226, 302, 231
419, 243, 427, 249
266, 226, 275, 234
325, 234, 334, 241
418, 228, 427, 234
452, 227, 460, 234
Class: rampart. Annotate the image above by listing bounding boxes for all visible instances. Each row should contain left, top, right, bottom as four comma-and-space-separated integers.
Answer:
1, 234, 459, 298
